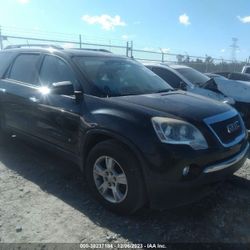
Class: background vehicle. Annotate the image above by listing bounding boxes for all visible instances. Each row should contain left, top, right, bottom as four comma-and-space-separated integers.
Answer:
0, 46, 248, 214
205, 72, 231, 79
210, 72, 250, 82
242, 65, 250, 74
146, 63, 250, 131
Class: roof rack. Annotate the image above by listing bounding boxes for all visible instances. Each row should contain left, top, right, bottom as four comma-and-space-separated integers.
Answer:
4, 44, 63, 50
73, 48, 112, 53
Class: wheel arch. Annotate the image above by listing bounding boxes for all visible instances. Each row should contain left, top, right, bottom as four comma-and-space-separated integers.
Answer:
80, 129, 146, 175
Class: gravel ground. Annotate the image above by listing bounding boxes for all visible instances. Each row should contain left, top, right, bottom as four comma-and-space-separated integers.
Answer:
0, 136, 249, 245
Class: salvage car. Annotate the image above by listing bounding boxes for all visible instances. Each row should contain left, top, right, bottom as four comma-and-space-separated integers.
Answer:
0, 45, 248, 214
210, 72, 250, 82
146, 63, 250, 131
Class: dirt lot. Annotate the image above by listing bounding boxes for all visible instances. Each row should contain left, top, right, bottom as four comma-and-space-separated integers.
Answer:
0, 136, 249, 245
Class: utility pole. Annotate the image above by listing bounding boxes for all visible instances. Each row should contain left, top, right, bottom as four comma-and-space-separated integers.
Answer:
159, 48, 164, 63
130, 41, 133, 58
126, 41, 129, 57
79, 34, 82, 49
230, 37, 239, 62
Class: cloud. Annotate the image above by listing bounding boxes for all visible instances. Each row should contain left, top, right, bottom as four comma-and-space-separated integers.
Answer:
220, 49, 225, 53
82, 14, 126, 30
179, 13, 191, 26
237, 15, 250, 23
17, 0, 30, 4
121, 35, 129, 40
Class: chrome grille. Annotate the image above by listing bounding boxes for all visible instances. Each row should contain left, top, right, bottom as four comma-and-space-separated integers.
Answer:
204, 110, 245, 147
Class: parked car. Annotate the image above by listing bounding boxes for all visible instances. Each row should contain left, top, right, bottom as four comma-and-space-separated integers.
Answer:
210, 72, 250, 82
145, 63, 250, 131
0, 46, 248, 214
205, 73, 228, 79
242, 65, 250, 74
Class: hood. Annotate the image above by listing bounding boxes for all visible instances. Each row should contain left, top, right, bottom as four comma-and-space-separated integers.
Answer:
112, 91, 231, 121
214, 78, 250, 103
188, 85, 227, 102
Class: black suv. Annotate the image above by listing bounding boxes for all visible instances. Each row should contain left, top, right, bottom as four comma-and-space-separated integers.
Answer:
0, 46, 248, 214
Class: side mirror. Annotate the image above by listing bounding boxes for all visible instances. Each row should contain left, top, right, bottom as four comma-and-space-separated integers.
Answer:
51, 81, 74, 95
179, 81, 187, 90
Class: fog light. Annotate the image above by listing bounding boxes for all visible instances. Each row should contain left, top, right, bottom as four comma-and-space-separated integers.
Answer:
182, 166, 190, 176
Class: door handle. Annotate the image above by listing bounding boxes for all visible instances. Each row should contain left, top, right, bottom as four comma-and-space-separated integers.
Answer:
29, 97, 39, 103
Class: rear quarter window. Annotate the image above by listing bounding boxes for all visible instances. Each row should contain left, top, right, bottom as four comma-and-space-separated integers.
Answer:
0, 52, 15, 78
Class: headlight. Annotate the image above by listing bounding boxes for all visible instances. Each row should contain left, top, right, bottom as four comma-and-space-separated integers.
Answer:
151, 117, 208, 150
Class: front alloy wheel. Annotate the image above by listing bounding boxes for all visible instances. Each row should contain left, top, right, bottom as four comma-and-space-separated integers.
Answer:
85, 140, 146, 214
93, 156, 128, 203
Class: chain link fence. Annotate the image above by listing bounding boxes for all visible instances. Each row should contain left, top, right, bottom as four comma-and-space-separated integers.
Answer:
0, 26, 249, 73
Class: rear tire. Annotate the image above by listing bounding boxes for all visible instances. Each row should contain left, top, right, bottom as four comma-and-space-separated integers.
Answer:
85, 139, 146, 215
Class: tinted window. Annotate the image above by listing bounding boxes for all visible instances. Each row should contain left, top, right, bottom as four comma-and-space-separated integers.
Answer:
40, 55, 77, 87
152, 67, 182, 88
175, 67, 210, 85
245, 68, 250, 74
9, 54, 40, 84
229, 73, 250, 81
74, 57, 173, 97
0, 52, 14, 77
216, 72, 230, 78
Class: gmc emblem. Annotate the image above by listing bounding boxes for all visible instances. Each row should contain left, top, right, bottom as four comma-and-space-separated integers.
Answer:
227, 121, 240, 134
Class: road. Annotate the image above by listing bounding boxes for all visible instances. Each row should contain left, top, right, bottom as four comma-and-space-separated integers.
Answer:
0, 136, 249, 245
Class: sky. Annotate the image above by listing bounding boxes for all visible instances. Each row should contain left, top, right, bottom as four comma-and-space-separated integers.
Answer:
0, 0, 250, 60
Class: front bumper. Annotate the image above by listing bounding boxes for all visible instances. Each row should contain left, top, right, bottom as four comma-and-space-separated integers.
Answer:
203, 143, 249, 173
143, 142, 249, 210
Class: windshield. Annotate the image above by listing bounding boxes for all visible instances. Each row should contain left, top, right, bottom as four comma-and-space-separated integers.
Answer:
73, 56, 173, 97
175, 67, 210, 86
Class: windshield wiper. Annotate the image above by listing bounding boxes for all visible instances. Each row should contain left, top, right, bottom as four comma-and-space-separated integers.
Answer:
155, 89, 173, 93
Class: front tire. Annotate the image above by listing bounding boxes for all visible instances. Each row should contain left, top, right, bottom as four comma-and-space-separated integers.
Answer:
85, 140, 146, 215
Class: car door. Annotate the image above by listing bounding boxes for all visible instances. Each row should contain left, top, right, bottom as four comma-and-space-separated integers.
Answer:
0, 53, 43, 135
33, 54, 82, 154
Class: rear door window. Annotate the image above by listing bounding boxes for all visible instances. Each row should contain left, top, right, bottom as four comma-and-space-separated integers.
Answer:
9, 54, 40, 84
8, 54, 40, 85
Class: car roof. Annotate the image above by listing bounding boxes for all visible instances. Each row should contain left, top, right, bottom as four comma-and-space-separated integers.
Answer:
143, 62, 195, 87
143, 62, 190, 70
169, 64, 190, 69
1, 47, 125, 58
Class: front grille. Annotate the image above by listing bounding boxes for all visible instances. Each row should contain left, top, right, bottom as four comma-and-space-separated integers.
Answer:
210, 115, 243, 144
204, 110, 245, 147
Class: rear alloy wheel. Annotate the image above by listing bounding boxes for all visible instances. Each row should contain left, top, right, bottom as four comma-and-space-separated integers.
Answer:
86, 140, 146, 214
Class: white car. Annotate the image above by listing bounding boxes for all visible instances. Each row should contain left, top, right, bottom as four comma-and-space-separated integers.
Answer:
242, 65, 250, 74
145, 63, 250, 131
